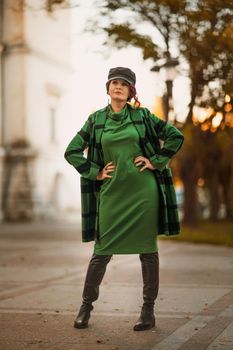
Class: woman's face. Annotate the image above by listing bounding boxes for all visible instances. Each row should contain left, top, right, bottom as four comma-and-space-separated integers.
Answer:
108, 79, 130, 103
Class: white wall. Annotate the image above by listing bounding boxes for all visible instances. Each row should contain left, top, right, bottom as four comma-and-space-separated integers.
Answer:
23, 3, 80, 218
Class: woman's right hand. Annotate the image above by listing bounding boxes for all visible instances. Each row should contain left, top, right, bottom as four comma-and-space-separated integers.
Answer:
96, 161, 116, 180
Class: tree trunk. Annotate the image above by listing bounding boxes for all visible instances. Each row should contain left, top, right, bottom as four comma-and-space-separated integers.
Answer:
180, 150, 199, 227
181, 171, 199, 227
207, 171, 220, 221
221, 167, 233, 220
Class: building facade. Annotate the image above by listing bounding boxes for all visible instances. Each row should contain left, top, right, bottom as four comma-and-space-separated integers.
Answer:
0, 0, 79, 221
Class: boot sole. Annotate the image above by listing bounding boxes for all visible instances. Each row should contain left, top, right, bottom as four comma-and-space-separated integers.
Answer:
74, 321, 88, 329
133, 320, 155, 331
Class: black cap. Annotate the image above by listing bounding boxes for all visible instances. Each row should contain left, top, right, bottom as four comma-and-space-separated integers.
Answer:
107, 67, 136, 85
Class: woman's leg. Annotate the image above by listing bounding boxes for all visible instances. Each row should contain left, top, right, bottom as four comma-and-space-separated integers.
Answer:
134, 252, 159, 331
74, 253, 112, 329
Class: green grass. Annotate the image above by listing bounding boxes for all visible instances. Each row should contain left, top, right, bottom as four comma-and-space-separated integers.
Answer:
159, 220, 233, 246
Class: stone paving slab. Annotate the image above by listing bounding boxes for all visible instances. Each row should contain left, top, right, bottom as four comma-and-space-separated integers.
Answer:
0, 222, 233, 350
205, 320, 233, 350
0, 283, 229, 315
179, 316, 232, 350
0, 313, 187, 350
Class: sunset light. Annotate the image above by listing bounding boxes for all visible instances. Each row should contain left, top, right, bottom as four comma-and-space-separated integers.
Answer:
212, 112, 223, 128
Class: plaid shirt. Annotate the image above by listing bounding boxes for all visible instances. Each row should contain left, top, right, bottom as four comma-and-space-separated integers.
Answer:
64, 104, 184, 242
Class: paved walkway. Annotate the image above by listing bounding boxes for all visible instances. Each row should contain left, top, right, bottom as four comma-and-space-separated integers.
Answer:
0, 221, 233, 350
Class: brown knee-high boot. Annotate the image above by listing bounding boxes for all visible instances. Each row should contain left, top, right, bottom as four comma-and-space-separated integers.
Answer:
74, 253, 112, 329
134, 252, 159, 331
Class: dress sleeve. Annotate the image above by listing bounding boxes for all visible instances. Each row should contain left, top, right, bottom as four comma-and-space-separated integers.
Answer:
64, 116, 101, 180
147, 112, 184, 171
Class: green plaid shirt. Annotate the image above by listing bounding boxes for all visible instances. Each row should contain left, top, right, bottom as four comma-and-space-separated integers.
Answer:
65, 104, 184, 242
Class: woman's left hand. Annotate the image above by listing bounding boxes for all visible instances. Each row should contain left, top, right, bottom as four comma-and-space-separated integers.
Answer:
134, 156, 156, 172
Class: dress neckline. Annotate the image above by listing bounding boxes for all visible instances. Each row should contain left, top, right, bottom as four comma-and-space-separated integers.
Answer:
108, 104, 128, 121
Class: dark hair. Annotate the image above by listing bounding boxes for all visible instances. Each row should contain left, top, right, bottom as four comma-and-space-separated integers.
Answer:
106, 81, 141, 108
128, 84, 141, 107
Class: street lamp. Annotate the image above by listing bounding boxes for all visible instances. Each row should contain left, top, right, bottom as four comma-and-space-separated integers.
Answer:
151, 58, 179, 121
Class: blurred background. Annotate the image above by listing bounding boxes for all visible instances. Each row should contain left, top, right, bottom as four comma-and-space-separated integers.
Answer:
0, 0, 232, 245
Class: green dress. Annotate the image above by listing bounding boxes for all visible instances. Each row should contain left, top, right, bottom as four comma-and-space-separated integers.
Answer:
94, 105, 159, 255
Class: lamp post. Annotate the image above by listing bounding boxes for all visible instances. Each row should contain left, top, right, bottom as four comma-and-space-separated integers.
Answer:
151, 58, 179, 121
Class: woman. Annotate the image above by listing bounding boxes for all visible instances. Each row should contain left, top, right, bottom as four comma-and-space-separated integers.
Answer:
64, 67, 184, 331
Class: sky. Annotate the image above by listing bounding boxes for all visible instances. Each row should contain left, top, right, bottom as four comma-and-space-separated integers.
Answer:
62, 0, 190, 131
